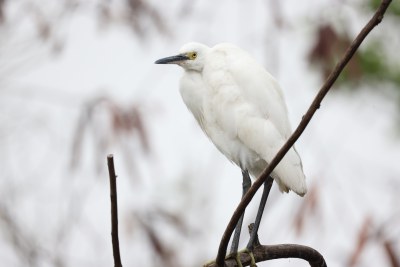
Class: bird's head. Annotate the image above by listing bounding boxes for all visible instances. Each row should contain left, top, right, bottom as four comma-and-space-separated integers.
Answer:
155, 42, 210, 72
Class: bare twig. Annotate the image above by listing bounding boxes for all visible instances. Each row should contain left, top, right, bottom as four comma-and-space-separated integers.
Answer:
215, 0, 392, 265
107, 154, 123, 267
207, 244, 327, 267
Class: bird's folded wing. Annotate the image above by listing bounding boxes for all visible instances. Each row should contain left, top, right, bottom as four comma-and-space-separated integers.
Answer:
237, 116, 307, 196
208, 44, 293, 139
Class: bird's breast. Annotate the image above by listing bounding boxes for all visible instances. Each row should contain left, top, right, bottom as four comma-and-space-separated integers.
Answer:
179, 71, 207, 129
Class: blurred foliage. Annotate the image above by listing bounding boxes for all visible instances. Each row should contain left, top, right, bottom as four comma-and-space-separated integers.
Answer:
347, 216, 400, 267
0, 0, 167, 42
0, 0, 4, 23
358, 43, 400, 87
309, 0, 400, 92
98, 0, 168, 37
370, 0, 400, 16
70, 96, 150, 176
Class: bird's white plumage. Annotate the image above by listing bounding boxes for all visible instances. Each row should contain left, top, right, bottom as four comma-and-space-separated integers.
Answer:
164, 42, 306, 196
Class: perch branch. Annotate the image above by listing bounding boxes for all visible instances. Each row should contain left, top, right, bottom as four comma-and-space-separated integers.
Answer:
208, 244, 327, 267
107, 154, 123, 267
215, 0, 392, 265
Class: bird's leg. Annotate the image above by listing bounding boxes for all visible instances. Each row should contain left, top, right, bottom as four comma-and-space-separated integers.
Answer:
246, 176, 273, 251
230, 170, 252, 255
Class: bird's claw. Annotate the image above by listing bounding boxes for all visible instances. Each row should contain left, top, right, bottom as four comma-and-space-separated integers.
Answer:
244, 249, 257, 267
225, 249, 257, 267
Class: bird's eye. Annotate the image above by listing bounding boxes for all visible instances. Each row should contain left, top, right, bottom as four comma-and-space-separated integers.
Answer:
191, 52, 197, 59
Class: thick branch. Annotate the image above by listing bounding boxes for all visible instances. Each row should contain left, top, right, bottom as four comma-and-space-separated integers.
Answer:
215, 0, 392, 265
107, 154, 123, 267
207, 244, 327, 267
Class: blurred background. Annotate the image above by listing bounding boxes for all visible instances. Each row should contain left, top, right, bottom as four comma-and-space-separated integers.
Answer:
0, 0, 399, 266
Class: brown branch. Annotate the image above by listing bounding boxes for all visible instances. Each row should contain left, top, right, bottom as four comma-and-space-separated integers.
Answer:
207, 244, 327, 267
107, 154, 123, 267
215, 0, 392, 265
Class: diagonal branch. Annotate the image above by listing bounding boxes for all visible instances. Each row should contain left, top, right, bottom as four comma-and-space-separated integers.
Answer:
107, 154, 123, 267
215, 0, 392, 265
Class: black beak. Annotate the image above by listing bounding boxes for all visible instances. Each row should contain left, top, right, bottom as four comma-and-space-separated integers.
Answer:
155, 54, 189, 64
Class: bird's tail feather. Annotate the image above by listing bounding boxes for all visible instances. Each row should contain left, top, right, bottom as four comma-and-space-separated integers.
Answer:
238, 117, 307, 197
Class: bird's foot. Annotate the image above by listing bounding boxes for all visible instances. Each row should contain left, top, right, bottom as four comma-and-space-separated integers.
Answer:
241, 248, 257, 267
224, 249, 256, 267
202, 251, 256, 267
225, 251, 243, 267
202, 259, 214, 267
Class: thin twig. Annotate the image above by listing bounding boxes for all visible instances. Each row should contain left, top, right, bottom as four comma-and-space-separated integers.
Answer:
215, 0, 392, 265
107, 154, 123, 267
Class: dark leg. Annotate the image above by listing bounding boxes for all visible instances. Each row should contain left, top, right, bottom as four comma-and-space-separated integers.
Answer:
246, 176, 274, 250
230, 170, 252, 254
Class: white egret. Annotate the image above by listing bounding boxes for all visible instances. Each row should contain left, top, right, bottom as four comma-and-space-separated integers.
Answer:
155, 42, 307, 263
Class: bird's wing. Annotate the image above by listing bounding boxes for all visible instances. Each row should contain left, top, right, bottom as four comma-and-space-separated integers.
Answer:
210, 43, 293, 138
203, 44, 306, 195
237, 116, 307, 195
